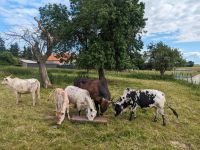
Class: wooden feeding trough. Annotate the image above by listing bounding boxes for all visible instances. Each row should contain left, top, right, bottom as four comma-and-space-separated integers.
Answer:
70, 115, 107, 124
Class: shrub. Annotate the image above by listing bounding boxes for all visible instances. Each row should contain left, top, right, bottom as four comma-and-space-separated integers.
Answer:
0, 52, 19, 65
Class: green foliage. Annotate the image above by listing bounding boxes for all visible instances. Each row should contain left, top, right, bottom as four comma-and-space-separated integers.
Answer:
21, 46, 34, 60
9, 42, 20, 57
39, 4, 72, 51
146, 42, 186, 77
0, 36, 6, 52
71, 0, 146, 70
0, 51, 19, 65
130, 51, 145, 69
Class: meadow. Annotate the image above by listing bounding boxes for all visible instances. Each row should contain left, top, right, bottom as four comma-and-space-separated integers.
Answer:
0, 66, 200, 150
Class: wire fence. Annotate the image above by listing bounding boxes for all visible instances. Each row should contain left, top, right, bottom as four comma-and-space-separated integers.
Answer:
173, 68, 200, 85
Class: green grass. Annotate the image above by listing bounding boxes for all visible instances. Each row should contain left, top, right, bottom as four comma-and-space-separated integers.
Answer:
0, 66, 200, 150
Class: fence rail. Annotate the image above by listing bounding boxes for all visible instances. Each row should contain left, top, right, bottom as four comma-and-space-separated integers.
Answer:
173, 68, 200, 85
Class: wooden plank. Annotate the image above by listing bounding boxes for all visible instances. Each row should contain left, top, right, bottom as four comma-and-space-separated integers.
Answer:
70, 115, 107, 124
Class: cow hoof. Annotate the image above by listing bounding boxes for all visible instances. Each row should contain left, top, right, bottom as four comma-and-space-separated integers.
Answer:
153, 119, 157, 122
163, 123, 166, 126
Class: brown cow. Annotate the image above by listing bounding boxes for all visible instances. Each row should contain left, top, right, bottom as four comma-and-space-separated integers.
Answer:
74, 78, 111, 116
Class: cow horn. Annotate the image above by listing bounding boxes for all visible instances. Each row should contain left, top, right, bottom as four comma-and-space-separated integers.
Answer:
8, 74, 12, 78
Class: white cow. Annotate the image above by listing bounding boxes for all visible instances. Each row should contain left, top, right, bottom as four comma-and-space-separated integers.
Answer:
48, 88, 70, 125
65, 86, 97, 121
1, 76, 40, 106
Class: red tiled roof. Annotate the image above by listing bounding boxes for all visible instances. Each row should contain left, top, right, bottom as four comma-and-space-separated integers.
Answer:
47, 54, 60, 61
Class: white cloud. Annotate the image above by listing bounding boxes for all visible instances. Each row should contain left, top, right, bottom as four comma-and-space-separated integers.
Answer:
141, 0, 200, 42
0, 0, 70, 32
183, 51, 200, 63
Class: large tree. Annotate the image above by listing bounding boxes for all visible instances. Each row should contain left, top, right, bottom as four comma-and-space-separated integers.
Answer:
9, 42, 20, 57
145, 42, 186, 78
71, 0, 146, 80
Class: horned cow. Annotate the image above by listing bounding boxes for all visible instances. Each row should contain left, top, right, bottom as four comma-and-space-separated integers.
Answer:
1, 76, 40, 106
74, 78, 111, 116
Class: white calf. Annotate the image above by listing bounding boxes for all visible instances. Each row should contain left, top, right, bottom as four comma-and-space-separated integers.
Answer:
65, 86, 97, 121
48, 88, 70, 125
1, 76, 40, 106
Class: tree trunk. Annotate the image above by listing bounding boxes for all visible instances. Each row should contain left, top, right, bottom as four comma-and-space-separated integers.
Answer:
38, 60, 52, 88
98, 67, 111, 99
160, 69, 165, 79
98, 67, 106, 81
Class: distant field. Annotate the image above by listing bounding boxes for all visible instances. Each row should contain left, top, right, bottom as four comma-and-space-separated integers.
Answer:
0, 66, 200, 149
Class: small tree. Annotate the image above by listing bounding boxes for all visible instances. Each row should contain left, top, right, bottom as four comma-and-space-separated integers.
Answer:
22, 46, 34, 60
185, 61, 194, 67
9, 42, 20, 57
146, 42, 186, 78
7, 18, 55, 88
0, 36, 6, 52
0, 51, 19, 65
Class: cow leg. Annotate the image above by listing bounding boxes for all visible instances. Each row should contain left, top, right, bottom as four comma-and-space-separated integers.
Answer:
66, 104, 70, 120
158, 108, 166, 126
129, 107, 137, 121
76, 103, 81, 116
15, 92, 20, 104
35, 91, 40, 105
78, 110, 81, 116
32, 92, 36, 106
129, 111, 134, 121
95, 101, 100, 116
153, 108, 159, 122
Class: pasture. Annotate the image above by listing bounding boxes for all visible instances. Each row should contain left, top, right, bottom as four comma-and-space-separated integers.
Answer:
0, 66, 200, 150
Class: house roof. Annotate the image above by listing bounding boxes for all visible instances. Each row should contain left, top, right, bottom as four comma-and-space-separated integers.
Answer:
47, 54, 60, 61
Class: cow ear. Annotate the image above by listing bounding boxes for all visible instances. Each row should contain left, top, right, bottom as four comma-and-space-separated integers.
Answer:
126, 88, 130, 91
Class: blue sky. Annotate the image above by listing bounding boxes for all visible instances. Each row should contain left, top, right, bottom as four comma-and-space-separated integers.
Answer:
0, 0, 200, 64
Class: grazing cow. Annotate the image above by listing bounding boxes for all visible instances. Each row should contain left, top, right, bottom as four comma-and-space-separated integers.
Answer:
48, 88, 70, 125
65, 86, 97, 121
1, 76, 40, 106
74, 78, 111, 116
113, 88, 178, 126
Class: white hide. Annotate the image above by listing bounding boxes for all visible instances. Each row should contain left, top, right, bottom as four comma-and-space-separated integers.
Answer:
65, 86, 97, 121
1, 76, 40, 106
53, 88, 70, 125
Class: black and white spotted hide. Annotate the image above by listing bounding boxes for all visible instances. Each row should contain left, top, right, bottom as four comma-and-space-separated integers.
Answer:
114, 88, 178, 126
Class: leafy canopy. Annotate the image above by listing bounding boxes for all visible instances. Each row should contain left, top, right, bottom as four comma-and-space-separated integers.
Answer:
39, 4, 72, 51
146, 41, 186, 77
70, 0, 146, 70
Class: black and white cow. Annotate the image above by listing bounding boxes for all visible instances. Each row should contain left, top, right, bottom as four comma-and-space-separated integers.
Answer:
113, 88, 178, 126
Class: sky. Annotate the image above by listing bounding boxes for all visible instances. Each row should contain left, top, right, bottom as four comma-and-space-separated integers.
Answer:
0, 0, 199, 64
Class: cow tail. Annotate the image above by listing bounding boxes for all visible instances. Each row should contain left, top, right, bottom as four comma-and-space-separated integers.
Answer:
166, 103, 178, 118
